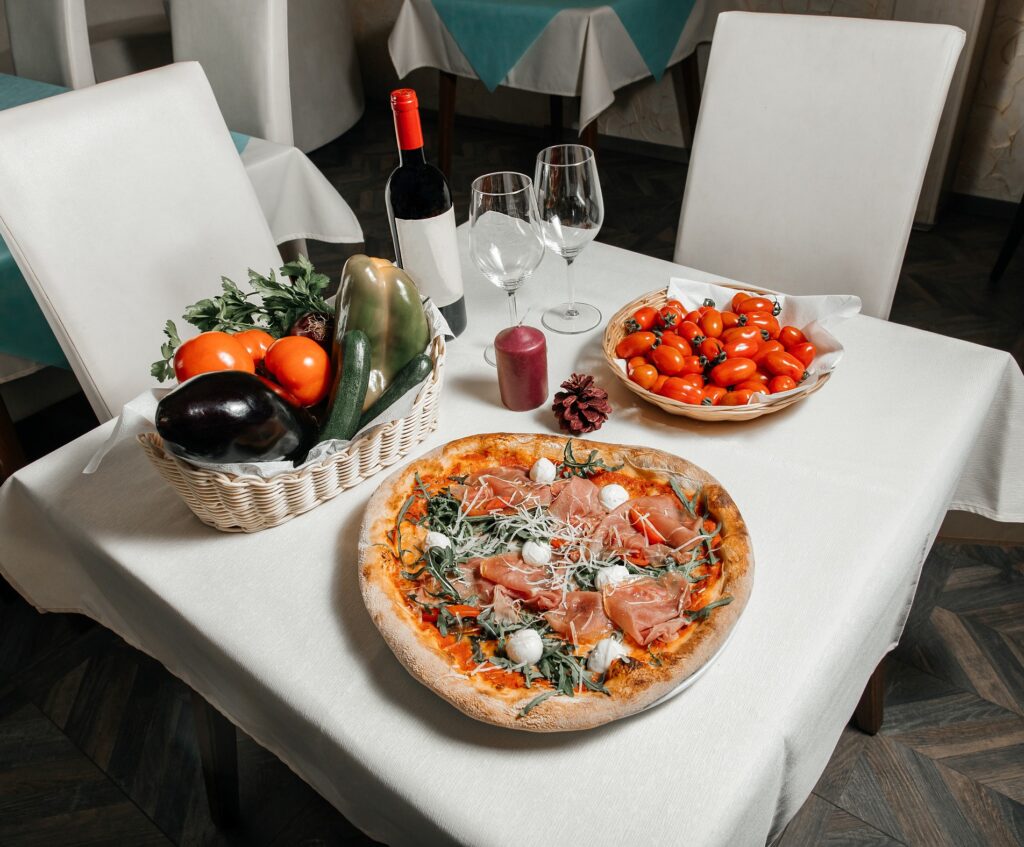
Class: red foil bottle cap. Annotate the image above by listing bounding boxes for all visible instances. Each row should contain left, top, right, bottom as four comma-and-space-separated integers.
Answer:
391, 89, 423, 150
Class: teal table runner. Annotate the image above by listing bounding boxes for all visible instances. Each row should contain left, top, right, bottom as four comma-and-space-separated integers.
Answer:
0, 73, 250, 369
430, 0, 697, 91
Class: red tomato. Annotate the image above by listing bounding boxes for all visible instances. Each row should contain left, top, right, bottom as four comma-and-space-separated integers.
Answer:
665, 298, 686, 314
629, 506, 667, 543
721, 310, 747, 330
789, 341, 816, 368
684, 309, 704, 324
681, 373, 705, 389
748, 370, 771, 386
746, 311, 781, 339
615, 331, 657, 359
657, 305, 683, 329
258, 375, 301, 406
722, 326, 765, 345
630, 363, 659, 391
769, 375, 797, 393
680, 355, 705, 375
652, 374, 669, 394
678, 320, 705, 345
699, 309, 724, 339
264, 336, 331, 405
710, 357, 757, 387
751, 339, 785, 365
720, 389, 754, 407
626, 306, 659, 333
778, 325, 807, 350
699, 337, 726, 363
734, 380, 768, 393
730, 291, 754, 312
651, 345, 685, 376
723, 338, 760, 359
659, 331, 692, 356
763, 351, 808, 382
173, 331, 255, 382
626, 355, 647, 374
658, 377, 703, 405
735, 296, 777, 315
701, 384, 727, 406
233, 328, 275, 365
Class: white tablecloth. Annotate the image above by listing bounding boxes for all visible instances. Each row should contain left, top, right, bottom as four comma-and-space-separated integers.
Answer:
389, 0, 729, 127
1, 232, 1022, 846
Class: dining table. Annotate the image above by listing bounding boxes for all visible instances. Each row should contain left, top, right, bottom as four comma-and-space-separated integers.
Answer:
1, 228, 1022, 846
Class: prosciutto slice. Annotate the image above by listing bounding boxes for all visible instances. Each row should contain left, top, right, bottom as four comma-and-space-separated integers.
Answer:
602, 573, 693, 646
452, 466, 551, 514
455, 562, 495, 604
491, 585, 521, 624
628, 495, 702, 548
549, 476, 602, 523
475, 553, 561, 610
543, 591, 613, 644
593, 502, 649, 555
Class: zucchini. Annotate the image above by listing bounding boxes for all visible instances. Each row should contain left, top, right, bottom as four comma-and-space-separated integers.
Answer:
319, 330, 371, 442
357, 353, 433, 431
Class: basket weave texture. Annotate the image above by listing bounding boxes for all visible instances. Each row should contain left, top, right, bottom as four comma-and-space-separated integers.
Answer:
138, 335, 445, 532
603, 286, 830, 422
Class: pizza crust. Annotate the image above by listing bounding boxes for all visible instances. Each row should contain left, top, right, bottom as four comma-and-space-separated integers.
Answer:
358, 434, 754, 732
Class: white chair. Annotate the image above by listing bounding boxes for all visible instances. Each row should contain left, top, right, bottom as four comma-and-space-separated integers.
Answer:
0, 62, 282, 420
3, 0, 96, 87
169, 0, 364, 151
674, 13, 965, 319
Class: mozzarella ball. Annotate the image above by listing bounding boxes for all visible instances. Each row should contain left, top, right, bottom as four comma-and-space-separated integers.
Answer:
594, 564, 631, 590
424, 531, 451, 551
521, 539, 552, 567
506, 628, 544, 666
598, 484, 629, 511
529, 457, 557, 484
588, 638, 629, 674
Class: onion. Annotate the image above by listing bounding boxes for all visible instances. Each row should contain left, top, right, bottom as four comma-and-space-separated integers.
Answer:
289, 312, 334, 351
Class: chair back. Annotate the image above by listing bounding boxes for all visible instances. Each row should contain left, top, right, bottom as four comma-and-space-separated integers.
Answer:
4, 0, 96, 88
674, 12, 964, 319
0, 62, 282, 420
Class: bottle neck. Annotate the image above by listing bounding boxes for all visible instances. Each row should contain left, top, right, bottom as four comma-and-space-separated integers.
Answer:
398, 145, 427, 167
393, 105, 425, 166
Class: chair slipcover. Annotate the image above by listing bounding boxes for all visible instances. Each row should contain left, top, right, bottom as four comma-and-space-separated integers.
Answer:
4, 0, 96, 87
674, 12, 964, 319
0, 62, 282, 420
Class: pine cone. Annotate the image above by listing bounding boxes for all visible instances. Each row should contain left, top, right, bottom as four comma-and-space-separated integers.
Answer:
552, 373, 613, 434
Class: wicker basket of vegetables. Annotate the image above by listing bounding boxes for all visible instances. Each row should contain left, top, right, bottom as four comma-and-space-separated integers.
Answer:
139, 255, 445, 532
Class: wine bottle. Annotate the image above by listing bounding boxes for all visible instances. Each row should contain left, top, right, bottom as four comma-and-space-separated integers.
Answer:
385, 88, 467, 337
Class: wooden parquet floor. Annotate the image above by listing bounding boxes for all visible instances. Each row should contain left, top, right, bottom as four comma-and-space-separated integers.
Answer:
3, 107, 1022, 846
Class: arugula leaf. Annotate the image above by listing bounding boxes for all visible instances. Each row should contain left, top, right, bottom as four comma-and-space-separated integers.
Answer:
557, 440, 624, 478
684, 595, 733, 623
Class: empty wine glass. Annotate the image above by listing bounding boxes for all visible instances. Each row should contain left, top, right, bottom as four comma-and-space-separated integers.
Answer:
534, 144, 604, 334
470, 172, 545, 365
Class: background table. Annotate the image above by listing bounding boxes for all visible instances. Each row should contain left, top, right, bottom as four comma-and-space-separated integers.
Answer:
1, 232, 1022, 845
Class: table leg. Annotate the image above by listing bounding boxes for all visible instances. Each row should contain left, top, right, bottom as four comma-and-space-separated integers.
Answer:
0, 394, 26, 483
438, 71, 457, 181
671, 51, 703, 149
853, 658, 885, 735
550, 95, 563, 143
990, 192, 1024, 285
191, 690, 239, 828
580, 115, 598, 151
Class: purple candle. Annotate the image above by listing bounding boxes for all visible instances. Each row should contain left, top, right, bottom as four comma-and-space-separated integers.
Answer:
495, 325, 548, 411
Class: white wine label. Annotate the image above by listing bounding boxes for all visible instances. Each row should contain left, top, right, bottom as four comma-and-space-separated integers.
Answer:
395, 207, 464, 308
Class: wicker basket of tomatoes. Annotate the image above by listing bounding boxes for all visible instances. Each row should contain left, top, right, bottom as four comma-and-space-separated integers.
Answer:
603, 284, 836, 421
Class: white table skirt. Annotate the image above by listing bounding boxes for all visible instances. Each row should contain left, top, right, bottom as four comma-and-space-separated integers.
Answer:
1, 232, 1021, 846
389, 0, 730, 127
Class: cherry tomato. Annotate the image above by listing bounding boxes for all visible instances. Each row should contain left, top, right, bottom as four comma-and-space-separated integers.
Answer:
233, 328, 275, 365
652, 374, 669, 394
630, 363, 659, 391
684, 309, 705, 324
730, 291, 754, 312
699, 337, 726, 364
658, 305, 683, 329
615, 331, 657, 359
659, 331, 692, 356
769, 375, 797, 394
699, 309, 724, 339
264, 336, 331, 405
722, 326, 765, 345
720, 389, 754, 407
666, 299, 686, 314
658, 377, 703, 405
746, 311, 781, 339
681, 373, 705, 389
721, 310, 747, 330
629, 506, 667, 543
626, 306, 659, 333
789, 341, 816, 368
627, 355, 647, 374
734, 380, 768, 393
173, 331, 255, 382
651, 345, 685, 376
710, 357, 757, 387
723, 338, 760, 359
736, 296, 777, 315
678, 320, 705, 345
680, 355, 705, 375
763, 351, 808, 382
751, 339, 785, 365
778, 325, 807, 350
701, 384, 727, 406
748, 370, 771, 386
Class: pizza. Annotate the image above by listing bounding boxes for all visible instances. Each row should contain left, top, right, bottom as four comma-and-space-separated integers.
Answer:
358, 433, 753, 731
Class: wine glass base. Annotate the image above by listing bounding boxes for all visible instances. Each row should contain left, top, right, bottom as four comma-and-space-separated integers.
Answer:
484, 344, 497, 367
542, 302, 602, 334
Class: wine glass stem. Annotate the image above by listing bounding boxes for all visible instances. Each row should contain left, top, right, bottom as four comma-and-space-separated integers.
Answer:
508, 289, 518, 326
565, 257, 578, 318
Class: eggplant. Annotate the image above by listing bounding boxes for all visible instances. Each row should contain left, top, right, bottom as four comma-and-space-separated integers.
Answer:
156, 371, 317, 465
